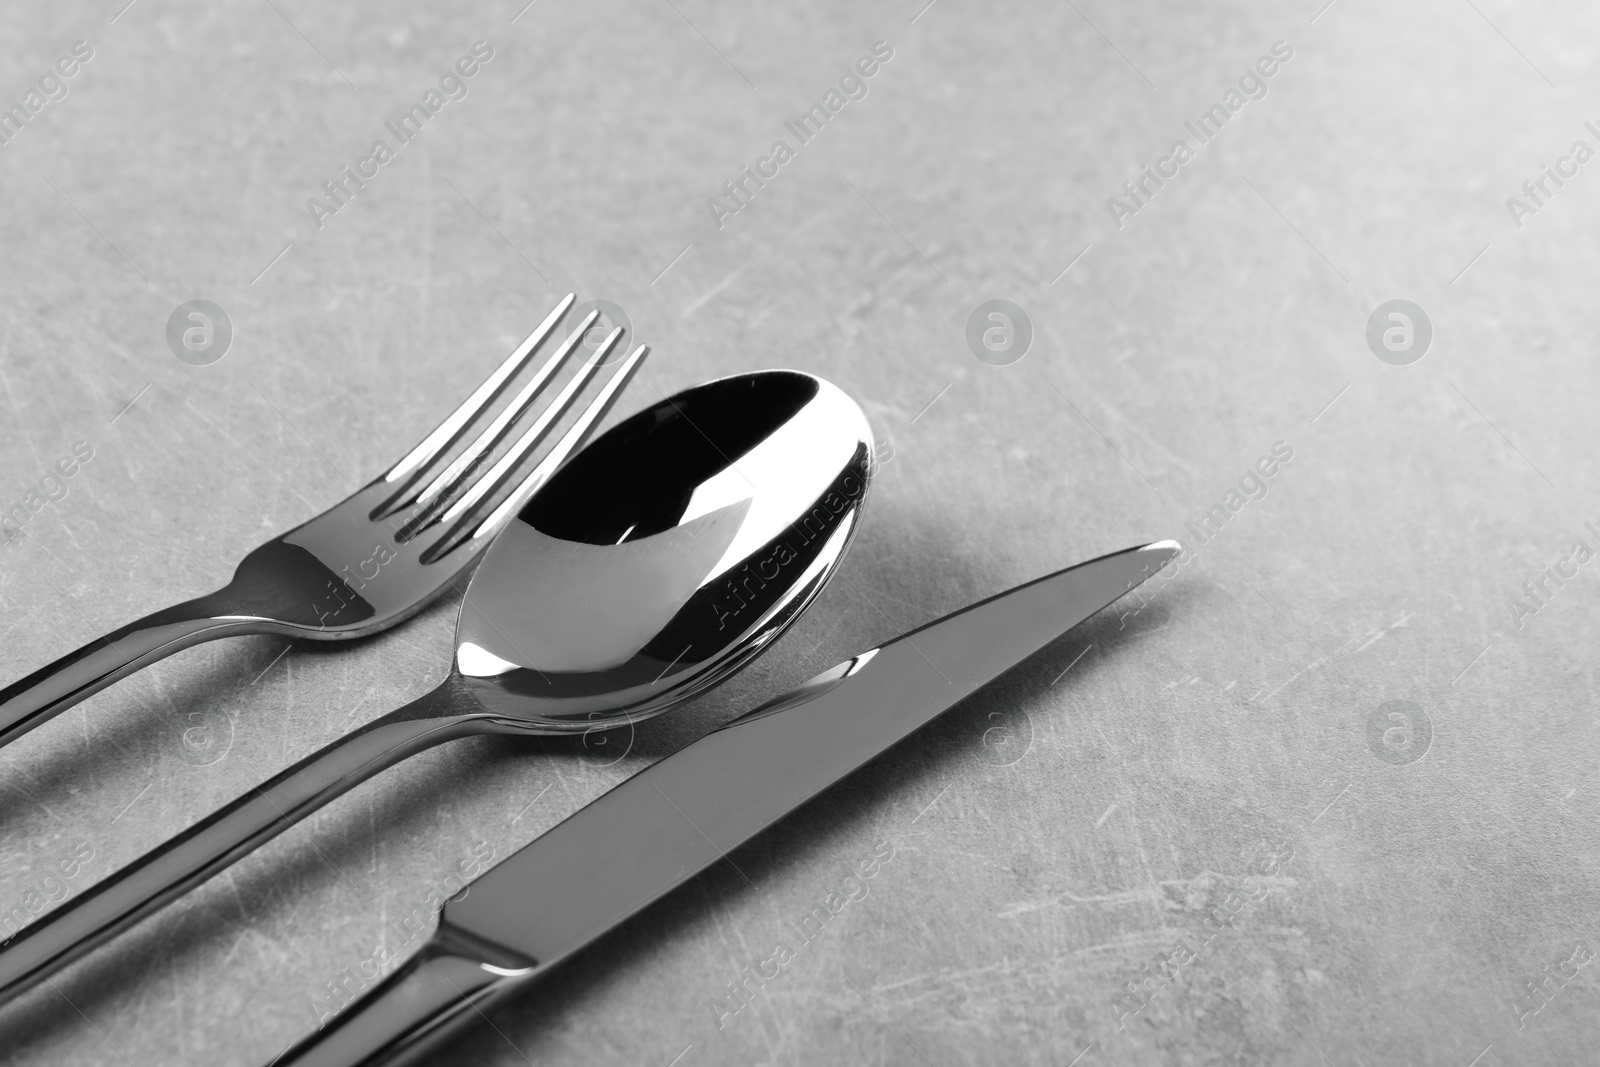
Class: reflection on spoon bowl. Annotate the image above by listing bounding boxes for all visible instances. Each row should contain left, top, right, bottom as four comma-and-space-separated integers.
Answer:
458, 368, 875, 730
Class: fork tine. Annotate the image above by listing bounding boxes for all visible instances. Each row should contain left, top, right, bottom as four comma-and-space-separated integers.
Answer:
398, 326, 625, 544
470, 342, 651, 543
407, 310, 599, 513
417, 338, 648, 565
382, 293, 575, 486
441, 327, 624, 521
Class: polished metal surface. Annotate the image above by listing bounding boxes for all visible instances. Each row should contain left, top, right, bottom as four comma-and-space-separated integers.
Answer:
0, 370, 873, 1014
273, 540, 1181, 1067
0, 294, 647, 751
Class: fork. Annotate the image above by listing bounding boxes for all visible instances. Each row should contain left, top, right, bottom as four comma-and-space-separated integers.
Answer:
0, 294, 649, 752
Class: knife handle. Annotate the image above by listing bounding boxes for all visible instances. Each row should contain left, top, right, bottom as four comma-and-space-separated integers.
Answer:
274, 923, 537, 1067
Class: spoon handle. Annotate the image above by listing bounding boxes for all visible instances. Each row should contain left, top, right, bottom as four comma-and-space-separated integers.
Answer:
0, 587, 252, 751
0, 679, 485, 1008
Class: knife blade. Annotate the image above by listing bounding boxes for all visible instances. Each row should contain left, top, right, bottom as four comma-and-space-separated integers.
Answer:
273, 539, 1178, 1067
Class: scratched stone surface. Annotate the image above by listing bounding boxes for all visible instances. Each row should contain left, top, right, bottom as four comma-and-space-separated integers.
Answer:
1, 0, 1597, 1064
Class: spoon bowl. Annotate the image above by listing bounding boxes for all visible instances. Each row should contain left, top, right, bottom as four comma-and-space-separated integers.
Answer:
0, 369, 875, 1008
458, 369, 873, 730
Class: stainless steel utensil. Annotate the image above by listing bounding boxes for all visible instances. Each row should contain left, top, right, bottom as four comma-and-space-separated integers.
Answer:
0, 294, 643, 751
273, 539, 1179, 1067
0, 370, 874, 1011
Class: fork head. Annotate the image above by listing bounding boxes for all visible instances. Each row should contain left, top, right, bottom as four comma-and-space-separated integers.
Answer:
216, 295, 649, 639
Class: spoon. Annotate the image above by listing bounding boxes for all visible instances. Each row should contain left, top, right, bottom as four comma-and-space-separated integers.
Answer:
0, 369, 874, 1007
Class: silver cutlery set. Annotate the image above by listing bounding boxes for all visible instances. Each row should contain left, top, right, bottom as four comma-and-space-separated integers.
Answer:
0, 295, 1175, 1066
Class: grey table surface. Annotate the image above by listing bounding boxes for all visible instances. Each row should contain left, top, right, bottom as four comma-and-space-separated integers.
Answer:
1, 1, 1597, 1064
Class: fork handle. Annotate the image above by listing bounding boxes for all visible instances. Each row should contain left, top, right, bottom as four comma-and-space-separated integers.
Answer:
273, 923, 538, 1067
0, 679, 490, 1008
0, 588, 253, 750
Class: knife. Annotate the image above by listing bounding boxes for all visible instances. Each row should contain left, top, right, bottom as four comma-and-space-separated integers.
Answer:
272, 539, 1178, 1067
